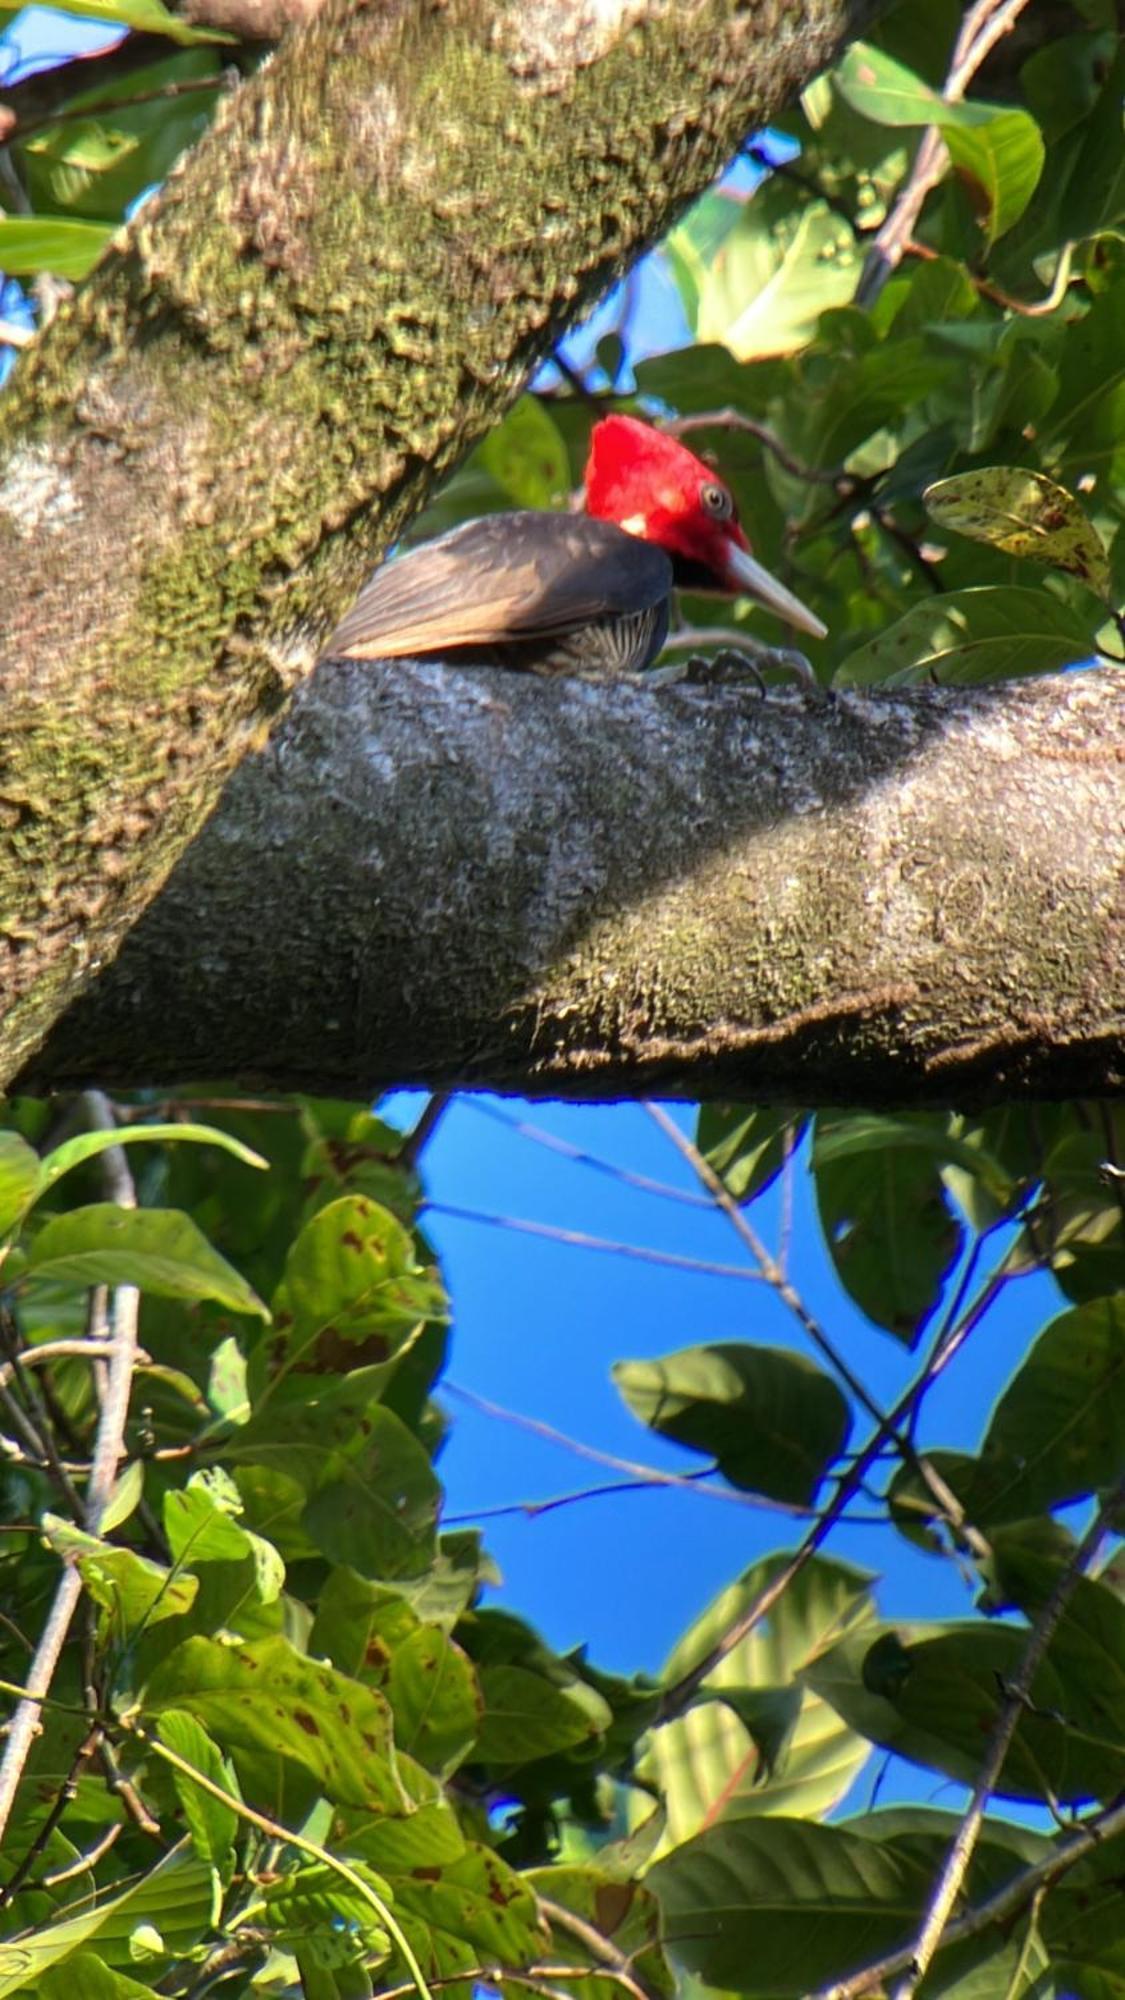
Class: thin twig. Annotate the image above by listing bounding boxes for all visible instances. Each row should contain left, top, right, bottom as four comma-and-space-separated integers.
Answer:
664, 407, 843, 485
0, 1722, 102, 1911
445, 1383, 811, 1516
645, 1102, 887, 1425
0, 1338, 152, 1386
399, 1092, 451, 1170
130, 1727, 434, 2000
643, 1104, 991, 1565
656, 1281, 993, 1722
856, 0, 1034, 306
887, 1481, 1125, 2000
424, 1201, 768, 1283
0, 1092, 140, 1844
14, 73, 220, 141
465, 1100, 712, 1208
818, 1720, 1125, 1999
538, 1893, 659, 2000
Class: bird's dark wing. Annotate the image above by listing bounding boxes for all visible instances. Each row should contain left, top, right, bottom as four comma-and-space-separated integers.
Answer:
325, 511, 673, 660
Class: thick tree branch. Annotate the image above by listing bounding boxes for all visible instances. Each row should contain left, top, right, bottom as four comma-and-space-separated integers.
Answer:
0, 0, 875, 1085
23, 661, 1125, 1103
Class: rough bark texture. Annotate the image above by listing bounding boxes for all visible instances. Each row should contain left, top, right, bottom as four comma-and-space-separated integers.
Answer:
0, 0, 876, 1087
24, 661, 1125, 1105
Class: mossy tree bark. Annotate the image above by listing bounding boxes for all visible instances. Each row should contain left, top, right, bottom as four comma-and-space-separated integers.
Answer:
0, 0, 877, 1087
24, 663, 1125, 1104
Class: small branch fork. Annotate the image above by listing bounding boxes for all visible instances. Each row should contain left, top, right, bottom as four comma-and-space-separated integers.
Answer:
0, 1090, 140, 1845
817, 1475, 1125, 2000
856, 0, 1034, 306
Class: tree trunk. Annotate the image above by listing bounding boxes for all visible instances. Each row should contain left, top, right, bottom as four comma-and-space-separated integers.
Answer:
24, 661, 1125, 1104
0, 0, 875, 1086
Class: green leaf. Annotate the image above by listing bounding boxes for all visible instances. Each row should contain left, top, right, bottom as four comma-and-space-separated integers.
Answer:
41, 1516, 198, 1634
0, 217, 113, 279
0, 1130, 43, 1238
230, 1377, 441, 1578
836, 585, 1095, 688
474, 1664, 610, 1764
380, 1840, 542, 1984
476, 397, 571, 510
39, 1121, 266, 1197
19, 0, 229, 40
27, 1205, 268, 1317
302, 1400, 440, 1578
532, 1863, 674, 2000
814, 1112, 1014, 1210
0, 1842, 216, 1995
155, 1710, 240, 1877
814, 1112, 961, 1341
924, 468, 1112, 599
311, 1573, 481, 1775
639, 1554, 875, 1850
695, 1105, 805, 1204
98, 1457, 145, 1535
143, 1634, 407, 1813
698, 193, 862, 359
384, 1626, 481, 1776
613, 1343, 851, 1505
1040, 276, 1125, 493
811, 1621, 1125, 1806
836, 44, 1044, 246
18, 49, 223, 224
982, 1298, 1125, 1514
265, 1193, 445, 1383
649, 1816, 927, 1992
40, 1958, 158, 2000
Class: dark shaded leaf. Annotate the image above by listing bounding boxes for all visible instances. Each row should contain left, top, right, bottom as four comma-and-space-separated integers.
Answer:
613, 1342, 850, 1504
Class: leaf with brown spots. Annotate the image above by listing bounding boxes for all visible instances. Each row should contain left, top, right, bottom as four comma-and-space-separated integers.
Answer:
143, 1633, 407, 1814
924, 468, 1113, 600
260, 1193, 446, 1385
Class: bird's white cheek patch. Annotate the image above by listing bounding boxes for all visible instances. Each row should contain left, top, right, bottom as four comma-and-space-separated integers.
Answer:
619, 513, 648, 537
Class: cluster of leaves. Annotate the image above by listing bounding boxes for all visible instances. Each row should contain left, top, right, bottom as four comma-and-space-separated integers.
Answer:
411, 0, 1124, 689
0, 1084, 1122, 2000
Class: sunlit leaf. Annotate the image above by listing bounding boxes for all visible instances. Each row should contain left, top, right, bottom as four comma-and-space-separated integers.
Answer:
42, 1516, 198, 1634
695, 1105, 806, 1205
699, 195, 862, 359
0, 1130, 42, 1237
0, 217, 113, 279
477, 397, 571, 510
155, 1710, 240, 1878
27, 1205, 268, 1317
924, 468, 1112, 598
639, 1555, 875, 1850
0, 1843, 216, 1995
650, 1816, 928, 1991
836, 44, 1044, 245
39, 1121, 265, 1196
143, 1634, 407, 1813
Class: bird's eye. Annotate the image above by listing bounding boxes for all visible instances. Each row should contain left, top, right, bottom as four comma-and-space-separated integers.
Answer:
700, 481, 733, 521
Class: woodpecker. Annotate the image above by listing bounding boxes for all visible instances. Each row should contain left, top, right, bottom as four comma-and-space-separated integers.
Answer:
326, 413, 826, 676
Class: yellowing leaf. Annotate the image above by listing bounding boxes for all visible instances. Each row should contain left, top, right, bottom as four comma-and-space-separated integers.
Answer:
924, 468, 1112, 599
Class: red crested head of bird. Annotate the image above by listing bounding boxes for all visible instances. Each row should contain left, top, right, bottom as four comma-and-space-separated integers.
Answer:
583, 413, 825, 640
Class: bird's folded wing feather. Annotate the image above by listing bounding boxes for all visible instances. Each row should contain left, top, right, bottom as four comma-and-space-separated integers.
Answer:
325, 511, 673, 660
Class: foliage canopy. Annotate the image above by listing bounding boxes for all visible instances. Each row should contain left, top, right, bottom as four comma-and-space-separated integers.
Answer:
1, 0, 1124, 1995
